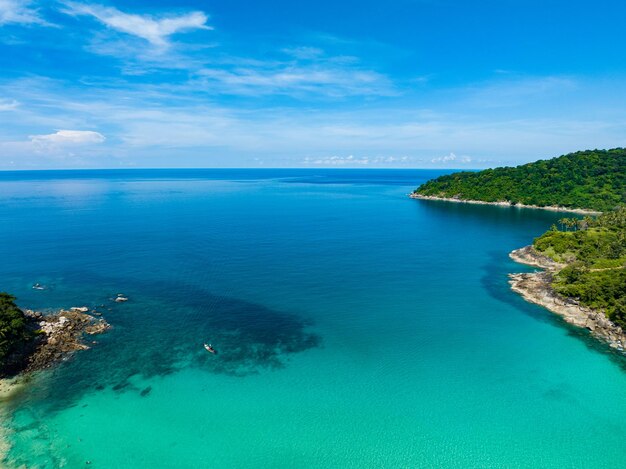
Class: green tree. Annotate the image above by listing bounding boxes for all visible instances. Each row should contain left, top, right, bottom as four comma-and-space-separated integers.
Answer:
0, 293, 33, 362
534, 207, 626, 328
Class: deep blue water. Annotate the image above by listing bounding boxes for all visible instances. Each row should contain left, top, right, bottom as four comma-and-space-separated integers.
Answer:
0, 169, 625, 468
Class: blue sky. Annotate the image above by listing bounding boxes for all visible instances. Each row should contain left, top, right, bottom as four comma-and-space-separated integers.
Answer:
1, 0, 625, 169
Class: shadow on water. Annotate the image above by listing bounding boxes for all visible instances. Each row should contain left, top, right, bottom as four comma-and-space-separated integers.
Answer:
7, 273, 321, 414
414, 198, 564, 230
480, 249, 626, 372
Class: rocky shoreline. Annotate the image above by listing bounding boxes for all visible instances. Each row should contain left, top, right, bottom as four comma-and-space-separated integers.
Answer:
508, 246, 625, 351
1, 308, 111, 380
410, 193, 602, 215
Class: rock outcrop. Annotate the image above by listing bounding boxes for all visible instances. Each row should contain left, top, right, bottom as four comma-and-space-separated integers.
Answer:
410, 193, 601, 215
7, 309, 111, 376
509, 246, 625, 351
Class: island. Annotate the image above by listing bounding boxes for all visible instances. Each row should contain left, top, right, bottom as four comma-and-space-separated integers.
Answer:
0, 292, 110, 382
412, 148, 626, 350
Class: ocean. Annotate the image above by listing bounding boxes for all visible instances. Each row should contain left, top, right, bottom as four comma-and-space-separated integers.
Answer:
0, 169, 625, 468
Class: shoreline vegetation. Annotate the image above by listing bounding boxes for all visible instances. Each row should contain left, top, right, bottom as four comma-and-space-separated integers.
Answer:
412, 148, 626, 352
0, 294, 110, 400
508, 246, 625, 350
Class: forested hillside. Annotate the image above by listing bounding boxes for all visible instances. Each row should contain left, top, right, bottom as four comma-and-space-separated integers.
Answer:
415, 149, 625, 212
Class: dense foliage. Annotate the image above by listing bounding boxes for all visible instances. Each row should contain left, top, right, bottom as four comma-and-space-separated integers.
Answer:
533, 208, 626, 328
415, 148, 626, 212
0, 293, 33, 363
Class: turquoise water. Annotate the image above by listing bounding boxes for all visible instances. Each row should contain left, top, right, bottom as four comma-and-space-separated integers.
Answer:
1, 169, 625, 468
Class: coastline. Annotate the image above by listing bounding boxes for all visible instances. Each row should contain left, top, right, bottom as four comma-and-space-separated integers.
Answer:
409, 193, 602, 215
1, 308, 110, 399
508, 246, 625, 351
0, 307, 110, 465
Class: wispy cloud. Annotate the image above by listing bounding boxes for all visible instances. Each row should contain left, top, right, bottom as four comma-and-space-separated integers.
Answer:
191, 46, 395, 98
0, 98, 19, 110
10, 3, 393, 99
462, 76, 577, 109
194, 64, 394, 97
281, 46, 325, 60
62, 2, 212, 47
0, 0, 49, 26
2, 74, 626, 169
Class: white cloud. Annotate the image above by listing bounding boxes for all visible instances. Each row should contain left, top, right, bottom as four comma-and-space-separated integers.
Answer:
303, 155, 411, 166
63, 2, 211, 47
431, 152, 472, 164
30, 130, 106, 148
304, 155, 370, 165
0, 0, 47, 26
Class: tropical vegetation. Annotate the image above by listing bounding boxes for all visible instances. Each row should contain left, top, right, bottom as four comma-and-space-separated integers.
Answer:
0, 293, 33, 364
415, 148, 625, 212
533, 208, 626, 328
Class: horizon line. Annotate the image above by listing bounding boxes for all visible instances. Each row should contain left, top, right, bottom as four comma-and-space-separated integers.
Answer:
0, 167, 483, 172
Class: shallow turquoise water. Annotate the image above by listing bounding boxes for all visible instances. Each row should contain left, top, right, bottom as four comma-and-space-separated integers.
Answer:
1, 169, 625, 468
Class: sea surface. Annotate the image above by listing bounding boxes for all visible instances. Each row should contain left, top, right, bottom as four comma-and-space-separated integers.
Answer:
0, 169, 625, 468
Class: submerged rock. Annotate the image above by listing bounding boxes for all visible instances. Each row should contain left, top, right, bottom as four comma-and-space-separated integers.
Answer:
85, 320, 111, 335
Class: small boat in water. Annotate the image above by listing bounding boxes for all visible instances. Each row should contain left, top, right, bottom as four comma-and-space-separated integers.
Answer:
204, 343, 217, 354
